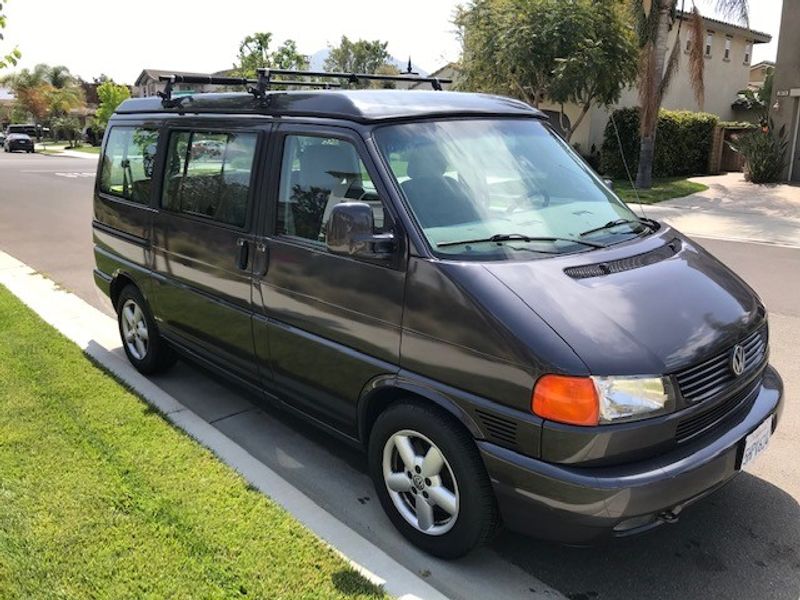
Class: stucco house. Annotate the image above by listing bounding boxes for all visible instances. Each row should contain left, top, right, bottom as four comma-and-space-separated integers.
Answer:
537, 12, 771, 155
134, 69, 235, 98
749, 60, 775, 89
770, 1, 800, 183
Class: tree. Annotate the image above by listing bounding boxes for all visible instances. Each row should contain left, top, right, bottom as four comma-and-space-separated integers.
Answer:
0, 0, 21, 70
47, 85, 85, 117
2, 63, 86, 127
95, 80, 130, 127
51, 115, 82, 148
233, 32, 307, 78
455, 0, 638, 142
632, 0, 750, 188
324, 36, 393, 87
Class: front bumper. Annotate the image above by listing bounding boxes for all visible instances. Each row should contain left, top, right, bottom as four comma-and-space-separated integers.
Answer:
480, 365, 784, 544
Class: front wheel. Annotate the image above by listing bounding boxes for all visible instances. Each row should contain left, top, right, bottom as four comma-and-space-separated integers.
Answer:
368, 401, 498, 558
117, 284, 176, 374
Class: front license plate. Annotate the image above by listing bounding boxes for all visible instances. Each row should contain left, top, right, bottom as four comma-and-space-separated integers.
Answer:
740, 415, 774, 471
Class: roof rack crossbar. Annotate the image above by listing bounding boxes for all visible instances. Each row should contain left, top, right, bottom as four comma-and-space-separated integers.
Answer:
258, 68, 452, 91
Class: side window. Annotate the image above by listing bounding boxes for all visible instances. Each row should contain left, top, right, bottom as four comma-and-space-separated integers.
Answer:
162, 130, 257, 228
276, 135, 389, 243
100, 127, 159, 203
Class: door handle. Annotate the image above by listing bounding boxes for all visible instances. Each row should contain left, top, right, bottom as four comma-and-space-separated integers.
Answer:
236, 238, 250, 271
255, 241, 269, 276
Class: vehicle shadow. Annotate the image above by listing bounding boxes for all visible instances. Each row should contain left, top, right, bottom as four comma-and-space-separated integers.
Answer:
491, 473, 800, 600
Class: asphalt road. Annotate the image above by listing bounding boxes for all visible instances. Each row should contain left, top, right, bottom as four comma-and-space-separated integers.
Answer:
1, 151, 798, 600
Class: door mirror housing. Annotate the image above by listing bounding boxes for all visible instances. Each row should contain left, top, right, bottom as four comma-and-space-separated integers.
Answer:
603, 178, 615, 190
326, 202, 396, 260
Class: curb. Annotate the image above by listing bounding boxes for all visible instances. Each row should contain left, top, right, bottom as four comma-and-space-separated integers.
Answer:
0, 250, 449, 600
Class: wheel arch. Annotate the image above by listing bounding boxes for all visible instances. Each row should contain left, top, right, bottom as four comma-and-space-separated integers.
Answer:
109, 270, 149, 311
358, 375, 483, 446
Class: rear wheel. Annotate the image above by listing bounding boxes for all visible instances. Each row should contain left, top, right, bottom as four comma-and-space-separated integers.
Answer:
368, 401, 498, 558
116, 284, 176, 374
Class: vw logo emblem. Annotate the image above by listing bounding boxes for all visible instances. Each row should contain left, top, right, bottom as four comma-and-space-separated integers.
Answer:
731, 344, 746, 376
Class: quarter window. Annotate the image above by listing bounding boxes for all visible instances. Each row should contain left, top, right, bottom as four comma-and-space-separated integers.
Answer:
162, 130, 257, 227
276, 135, 388, 243
100, 127, 159, 203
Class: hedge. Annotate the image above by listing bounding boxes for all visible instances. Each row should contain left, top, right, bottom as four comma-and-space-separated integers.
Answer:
601, 107, 719, 178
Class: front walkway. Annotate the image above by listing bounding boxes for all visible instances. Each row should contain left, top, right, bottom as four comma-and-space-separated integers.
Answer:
632, 172, 800, 248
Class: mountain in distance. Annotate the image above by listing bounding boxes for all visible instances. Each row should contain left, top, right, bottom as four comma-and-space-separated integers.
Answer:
308, 48, 429, 76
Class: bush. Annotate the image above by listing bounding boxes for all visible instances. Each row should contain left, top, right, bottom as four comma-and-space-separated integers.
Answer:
727, 119, 788, 184
601, 107, 719, 178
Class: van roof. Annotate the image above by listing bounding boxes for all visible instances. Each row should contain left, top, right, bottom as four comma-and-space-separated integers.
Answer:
114, 90, 546, 124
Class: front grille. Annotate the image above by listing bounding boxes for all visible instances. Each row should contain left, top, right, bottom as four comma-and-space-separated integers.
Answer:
676, 379, 760, 443
675, 326, 767, 405
564, 238, 681, 279
475, 409, 517, 447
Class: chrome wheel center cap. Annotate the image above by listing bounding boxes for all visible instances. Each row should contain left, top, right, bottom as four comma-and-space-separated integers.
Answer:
412, 474, 425, 490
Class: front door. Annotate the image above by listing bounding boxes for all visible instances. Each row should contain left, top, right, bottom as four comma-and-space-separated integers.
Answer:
151, 125, 264, 385
254, 125, 406, 437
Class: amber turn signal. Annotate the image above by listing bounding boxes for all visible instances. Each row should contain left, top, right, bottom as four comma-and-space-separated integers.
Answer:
531, 375, 600, 426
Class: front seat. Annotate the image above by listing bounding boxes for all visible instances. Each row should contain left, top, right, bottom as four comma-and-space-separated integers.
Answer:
400, 147, 481, 229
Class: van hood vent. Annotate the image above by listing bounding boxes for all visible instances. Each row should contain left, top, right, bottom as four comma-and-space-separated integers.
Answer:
564, 238, 682, 279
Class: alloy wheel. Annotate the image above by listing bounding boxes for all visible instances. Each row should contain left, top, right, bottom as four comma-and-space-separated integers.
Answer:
382, 429, 460, 536
121, 299, 149, 361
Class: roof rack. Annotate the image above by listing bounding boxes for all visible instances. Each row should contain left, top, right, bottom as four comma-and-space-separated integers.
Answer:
258, 68, 452, 91
157, 65, 451, 107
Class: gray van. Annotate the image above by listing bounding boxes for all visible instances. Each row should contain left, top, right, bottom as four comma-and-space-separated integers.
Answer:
93, 72, 783, 558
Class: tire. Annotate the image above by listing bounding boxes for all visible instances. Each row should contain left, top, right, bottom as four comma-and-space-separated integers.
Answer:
116, 284, 176, 374
368, 400, 498, 558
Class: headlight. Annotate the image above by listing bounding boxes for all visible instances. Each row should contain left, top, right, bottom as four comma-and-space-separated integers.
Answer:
592, 376, 672, 423
532, 374, 673, 426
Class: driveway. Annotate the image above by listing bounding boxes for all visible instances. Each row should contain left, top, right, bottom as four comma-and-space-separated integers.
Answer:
634, 172, 800, 248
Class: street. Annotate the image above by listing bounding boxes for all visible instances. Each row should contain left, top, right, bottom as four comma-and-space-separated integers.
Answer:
1, 151, 798, 600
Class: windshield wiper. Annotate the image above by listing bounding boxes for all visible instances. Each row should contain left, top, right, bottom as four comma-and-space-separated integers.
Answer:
437, 233, 606, 249
579, 218, 657, 238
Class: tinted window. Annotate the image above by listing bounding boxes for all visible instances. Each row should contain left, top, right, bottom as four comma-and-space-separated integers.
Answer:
100, 127, 159, 203
276, 135, 387, 243
162, 130, 257, 228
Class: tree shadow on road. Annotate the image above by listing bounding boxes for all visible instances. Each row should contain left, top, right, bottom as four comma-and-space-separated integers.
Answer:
492, 473, 800, 600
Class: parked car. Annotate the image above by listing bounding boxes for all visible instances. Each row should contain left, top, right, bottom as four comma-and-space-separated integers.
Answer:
4, 133, 34, 153
93, 84, 783, 558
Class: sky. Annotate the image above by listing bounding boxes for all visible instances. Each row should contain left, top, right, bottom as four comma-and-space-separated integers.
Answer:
1, 0, 785, 84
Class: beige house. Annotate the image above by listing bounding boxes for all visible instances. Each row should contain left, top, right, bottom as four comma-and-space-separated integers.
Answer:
134, 69, 235, 98
749, 60, 775, 88
538, 12, 771, 155
770, 1, 800, 183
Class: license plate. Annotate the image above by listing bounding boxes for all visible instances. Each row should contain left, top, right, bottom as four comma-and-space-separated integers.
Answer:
740, 415, 774, 471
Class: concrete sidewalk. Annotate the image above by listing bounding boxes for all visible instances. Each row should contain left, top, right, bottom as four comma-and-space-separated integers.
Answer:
631, 172, 800, 248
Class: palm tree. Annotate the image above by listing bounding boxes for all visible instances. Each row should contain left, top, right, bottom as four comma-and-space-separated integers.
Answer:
632, 0, 749, 188
47, 85, 85, 117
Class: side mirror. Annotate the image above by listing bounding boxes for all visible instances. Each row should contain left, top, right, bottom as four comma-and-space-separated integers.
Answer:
603, 178, 614, 190
326, 202, 396, 259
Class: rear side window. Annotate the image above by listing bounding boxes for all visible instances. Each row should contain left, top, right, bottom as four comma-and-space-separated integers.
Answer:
162, 130, 258, 228
276, 135, 386, 243
100, 127, 159, 203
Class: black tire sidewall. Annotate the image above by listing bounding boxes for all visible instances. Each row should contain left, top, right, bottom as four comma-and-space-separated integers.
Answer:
368, 402, 496, 559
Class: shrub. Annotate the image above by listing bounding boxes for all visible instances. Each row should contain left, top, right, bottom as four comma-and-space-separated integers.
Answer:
601, 107, 719, 178
727, 119, 788, 184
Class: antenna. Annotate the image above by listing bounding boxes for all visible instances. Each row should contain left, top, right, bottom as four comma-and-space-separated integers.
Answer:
609, 111, 648, 220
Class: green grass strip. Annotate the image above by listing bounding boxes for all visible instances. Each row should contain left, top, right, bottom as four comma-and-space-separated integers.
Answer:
0, 285, 386, 600
613, 177, 709, 204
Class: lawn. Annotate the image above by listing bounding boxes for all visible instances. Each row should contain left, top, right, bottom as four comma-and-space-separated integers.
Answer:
0, 285, 385, 599
612, 176, 709, 204
70, 145, 101, 154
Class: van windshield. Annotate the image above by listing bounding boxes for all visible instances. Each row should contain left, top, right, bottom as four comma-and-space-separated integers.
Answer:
374, 119, 649, 260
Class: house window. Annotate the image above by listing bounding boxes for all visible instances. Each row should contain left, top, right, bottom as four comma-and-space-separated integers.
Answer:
685, 37, 692, 53
724, 38, 732, 61
744, 42, 752, 64
705, 32, 713, 57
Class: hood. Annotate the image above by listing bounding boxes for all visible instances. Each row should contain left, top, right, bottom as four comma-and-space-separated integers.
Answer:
482, 228, 764, 375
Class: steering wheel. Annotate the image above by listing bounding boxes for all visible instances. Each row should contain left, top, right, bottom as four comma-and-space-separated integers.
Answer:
506, 190, 551, 214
